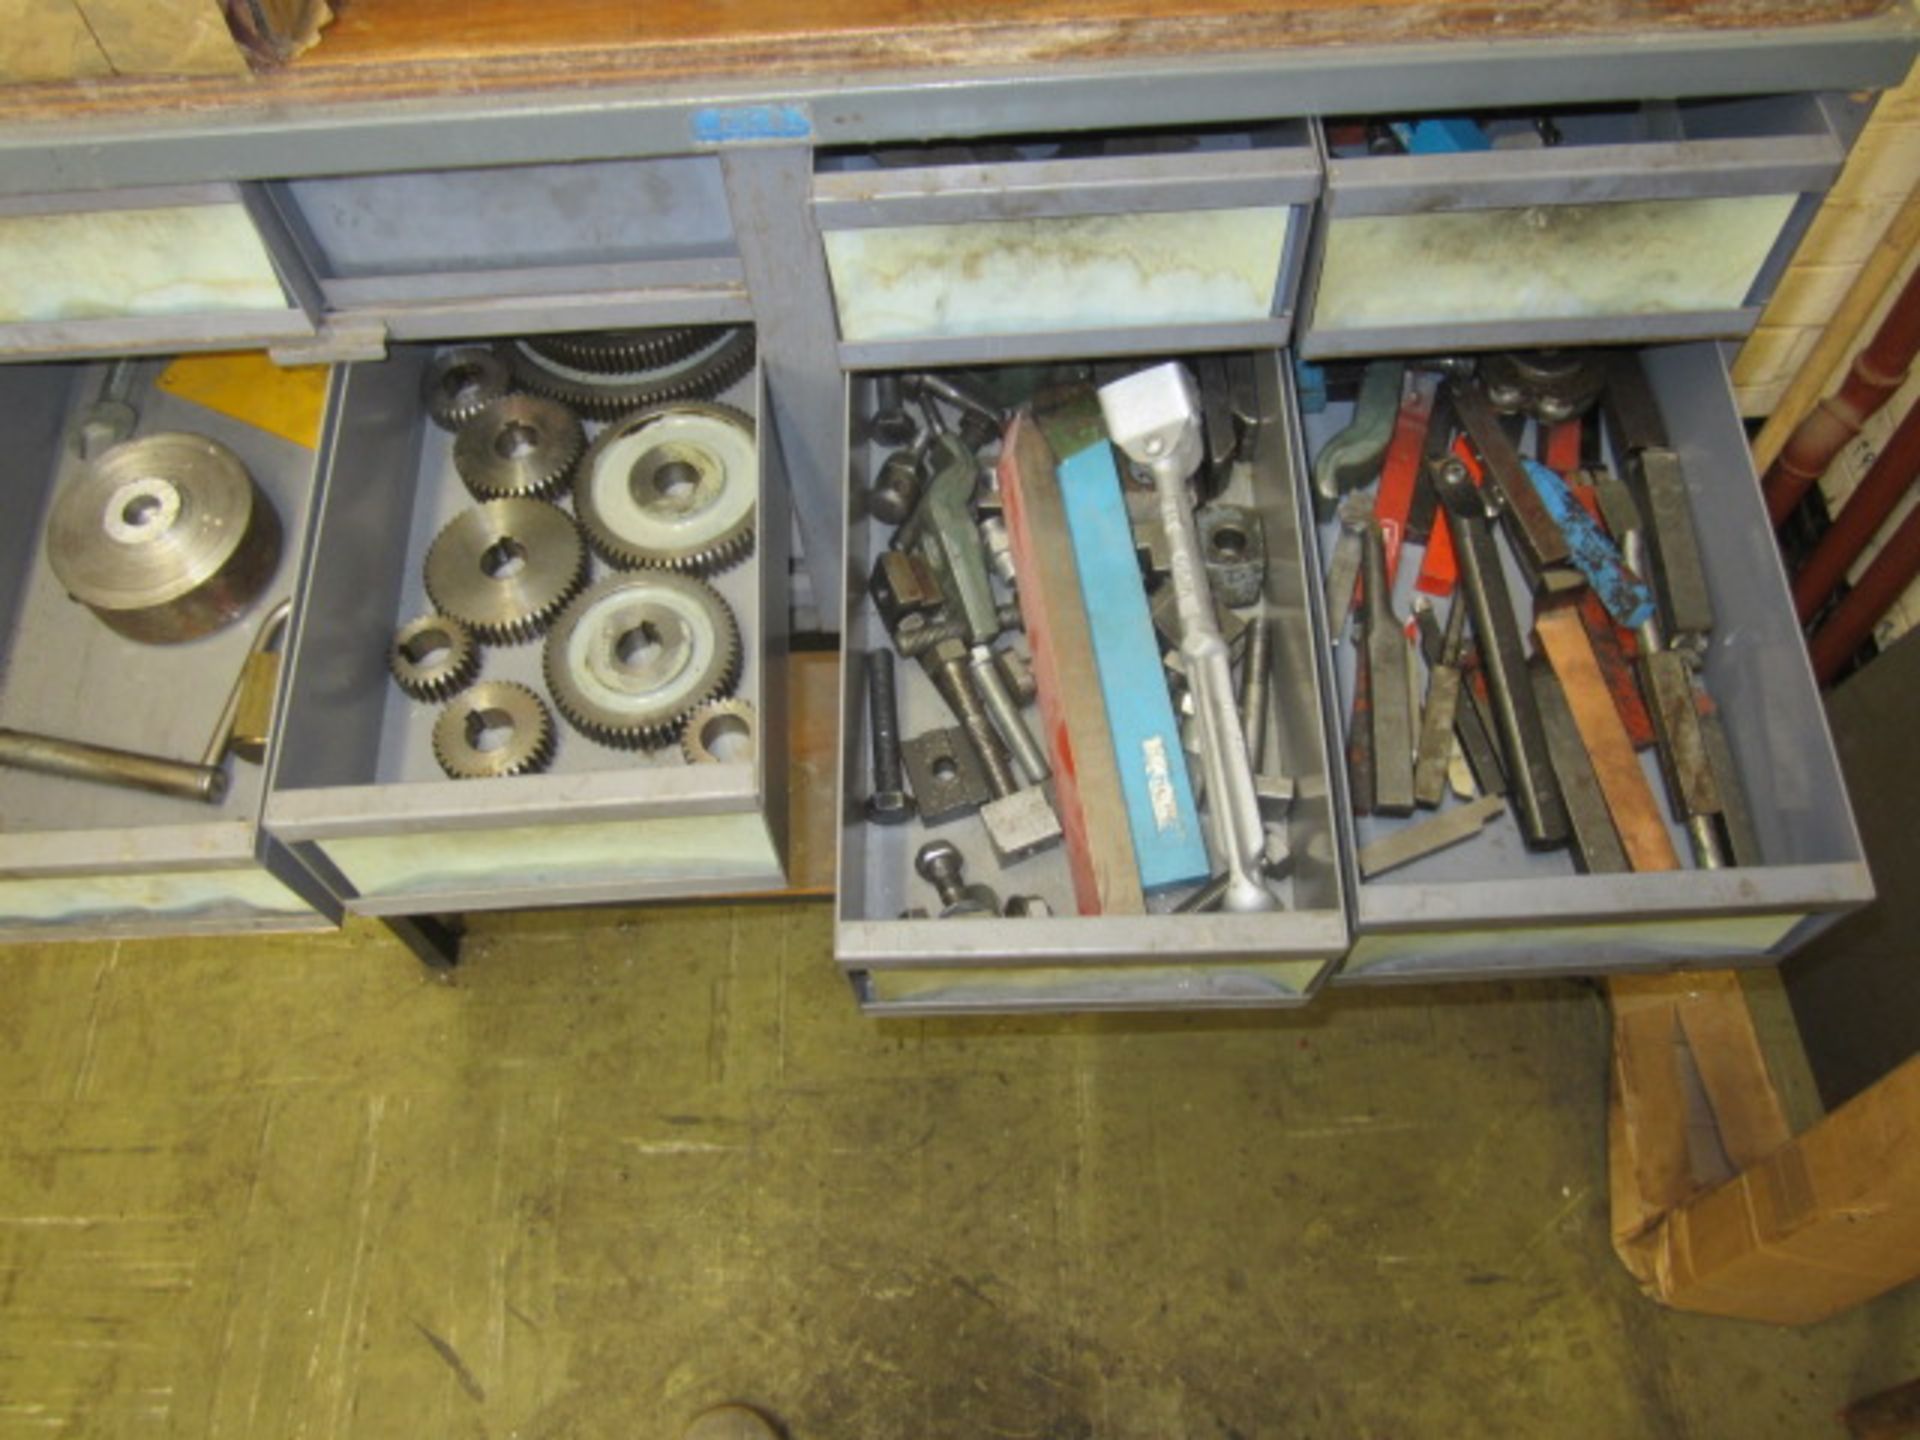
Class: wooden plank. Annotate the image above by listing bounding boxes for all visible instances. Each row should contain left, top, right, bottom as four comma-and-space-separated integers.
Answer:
1535, 607, 1679, 873
999, 413, 1145, 916
0, 0, 1894, 124
782, 647, 838, 897
1655, 1054, 1920, 1325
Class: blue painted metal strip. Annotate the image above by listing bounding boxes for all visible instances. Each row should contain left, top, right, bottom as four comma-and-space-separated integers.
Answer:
1057, 441, 1211, 893
1523, 458, 1655, 629
691, 103, 813, 145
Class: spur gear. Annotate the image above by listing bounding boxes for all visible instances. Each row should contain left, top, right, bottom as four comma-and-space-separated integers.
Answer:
574, 403, 757, 574
522, 327, 717, 375
423, 498, 587, 644
502, 326, 756, 422
432, 681, 555, 779
389, 613, 480, 702
423, 347, 513, 431
543, 572, 741, 750
453, 394, 584, 502
679, 698, 757, 765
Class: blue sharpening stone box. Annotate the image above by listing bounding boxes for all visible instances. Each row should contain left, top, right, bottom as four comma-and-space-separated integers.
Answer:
1057, 441, 1211, 894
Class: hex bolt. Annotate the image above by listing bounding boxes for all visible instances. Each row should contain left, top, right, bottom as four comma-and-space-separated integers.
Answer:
872, 374, 919, 449
864, 650, 914, 826
868, 450, 922, 527
924, 639, 1016, 798
915, 839, 998, 917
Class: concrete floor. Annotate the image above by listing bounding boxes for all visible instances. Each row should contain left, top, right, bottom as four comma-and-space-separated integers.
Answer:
0, 902, 1914, 1438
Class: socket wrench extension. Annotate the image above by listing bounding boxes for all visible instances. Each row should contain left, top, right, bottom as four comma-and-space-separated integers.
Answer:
1098, 363, 1273, 913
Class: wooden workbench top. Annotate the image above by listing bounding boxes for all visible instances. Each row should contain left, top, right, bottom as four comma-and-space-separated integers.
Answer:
0, 0, 1896, 126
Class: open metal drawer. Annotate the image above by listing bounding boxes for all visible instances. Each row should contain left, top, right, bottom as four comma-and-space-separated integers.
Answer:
1300, 94, 1851, 358
814, 124, 1321, 368
835, 350, 1348, 1014
0, 360, 341, 939
1299, 343, 1870, 984
264, 342, 788, 916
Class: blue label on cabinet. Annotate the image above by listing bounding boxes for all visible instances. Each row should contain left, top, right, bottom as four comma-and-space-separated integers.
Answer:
691, 103, 813, 145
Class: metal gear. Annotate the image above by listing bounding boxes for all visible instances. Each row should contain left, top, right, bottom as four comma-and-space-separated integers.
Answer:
47, 431, 282, 645
453, 395, 585, 502
522, 327, 717, 375
432, 681, 555, 779
543, 572, 741, 750
574, 403, 757, 574
679, 698, 757, 765
502, 327, 756, 422
389, 613, 480, 702
423, 498, 587, 644
423, 347, 513, 431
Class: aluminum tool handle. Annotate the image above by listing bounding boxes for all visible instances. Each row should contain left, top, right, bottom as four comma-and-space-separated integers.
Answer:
1152, 464, 1273, 913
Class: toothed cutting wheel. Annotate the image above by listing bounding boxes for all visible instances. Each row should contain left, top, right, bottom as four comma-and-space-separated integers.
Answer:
389, 613, 480, 702
423, 498, 587, 644
575, 403, 757, 574
544, 572, 741, 749
522, 327, 717, 375
423, 348, 513, 431
454, 395, 584, 501
433, 681, 555, 779
680, 698, 757, 765
502, 327, 756, 421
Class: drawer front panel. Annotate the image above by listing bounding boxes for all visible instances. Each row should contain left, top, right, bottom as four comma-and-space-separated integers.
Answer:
824, 206, 1298, 343
1313, 194, 1796, 334
0, 202, 287, 324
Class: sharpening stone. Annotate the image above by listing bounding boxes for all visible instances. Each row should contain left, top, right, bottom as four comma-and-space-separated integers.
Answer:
1057, 440, 1210, 893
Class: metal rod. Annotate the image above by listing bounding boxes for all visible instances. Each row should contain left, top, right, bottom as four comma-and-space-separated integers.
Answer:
970, 643, 1049, 785
0, 728, 228, 804
1433, 464, 1569, 850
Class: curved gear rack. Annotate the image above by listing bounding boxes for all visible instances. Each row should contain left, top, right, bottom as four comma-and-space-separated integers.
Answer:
502, 327, 756, 422
521, 327, 717, 375
423, 347, 514, 432
543, 572, 741, 750
453, 394, 585, 502
432, 681, 556, 779
423, 498, 587, 644
574, 403, 757, 574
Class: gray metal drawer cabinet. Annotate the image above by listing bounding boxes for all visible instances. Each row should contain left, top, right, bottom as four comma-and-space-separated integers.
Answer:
1299, 343, 1870, 984
0, 361, 341, 939
834, 350, 1348, 1014
813, 123, 1321, 369
1301, 95, 1851, 358
263, 344, 788, 917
